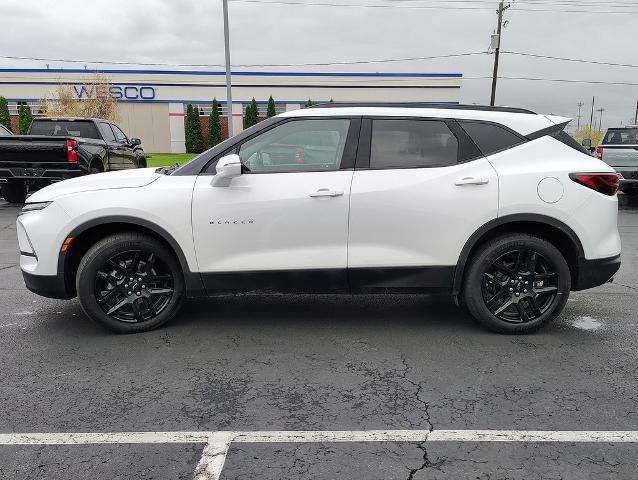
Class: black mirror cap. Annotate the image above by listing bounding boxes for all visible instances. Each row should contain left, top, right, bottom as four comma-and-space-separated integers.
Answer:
581, 138, 592, 149
130, 138, 141, 146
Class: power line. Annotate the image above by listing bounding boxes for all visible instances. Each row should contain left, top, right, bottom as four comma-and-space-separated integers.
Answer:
465, 76, 638, 86
503, 51, 638, 68
228, 0, 638, 13
3, 49, 638, 70
0, 51, 488, 68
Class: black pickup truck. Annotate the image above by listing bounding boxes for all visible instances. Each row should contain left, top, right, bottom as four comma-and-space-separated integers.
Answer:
0, 117, 146, 203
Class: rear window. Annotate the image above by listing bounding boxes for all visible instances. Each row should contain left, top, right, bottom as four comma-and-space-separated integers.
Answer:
603, 128, 638, 145
459, 121, 525, 156
29, 120, 101, 139
0, 125, 11, 136
553, 130, 592, 155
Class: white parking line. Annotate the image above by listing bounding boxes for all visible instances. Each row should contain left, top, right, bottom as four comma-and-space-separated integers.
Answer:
2, 429, 638, 480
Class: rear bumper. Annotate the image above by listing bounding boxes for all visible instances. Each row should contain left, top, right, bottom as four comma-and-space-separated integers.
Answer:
22, 270, 72, 300
0, 167, 84, 182
573, 254, 621, 291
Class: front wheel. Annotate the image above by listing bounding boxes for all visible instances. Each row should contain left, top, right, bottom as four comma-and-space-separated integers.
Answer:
463, 234, 571, 334
76, 233, 185, 333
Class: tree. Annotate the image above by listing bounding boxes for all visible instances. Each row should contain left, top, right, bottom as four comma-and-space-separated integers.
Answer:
249, 98, 259, 126
41, 73, 119, 122
243, 102, 252, 129
0, 96, 10, 132
266, 96, 276, 118
208, 98, 223, 148
574, 125, 603, 147
18, 104, 33, 134
185, 104, 203, 153
244, 98, 259, 129
305, 98, 313, 108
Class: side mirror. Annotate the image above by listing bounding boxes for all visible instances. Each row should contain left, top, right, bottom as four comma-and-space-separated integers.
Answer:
211, 154, 242, 187
581, 138, 592, 149
130, 138, 141, 147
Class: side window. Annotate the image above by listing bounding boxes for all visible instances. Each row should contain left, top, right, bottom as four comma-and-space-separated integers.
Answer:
111, 124, 128, 143
98, 123, 116, 142
460, 121, 525, 156
238, 119, 350, 173
370, 119, 459, 169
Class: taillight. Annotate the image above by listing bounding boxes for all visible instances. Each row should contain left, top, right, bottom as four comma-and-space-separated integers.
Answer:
66, 139, 78, 163
569, 173, 620, 196
595, 146, 603, 160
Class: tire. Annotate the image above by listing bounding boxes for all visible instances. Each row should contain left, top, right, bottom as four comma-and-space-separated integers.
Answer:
463, 234, 571, 334
1, 182, 28, 203
89, 160, 103, 174
76, 232, 185, 333
137, 155, 147, 168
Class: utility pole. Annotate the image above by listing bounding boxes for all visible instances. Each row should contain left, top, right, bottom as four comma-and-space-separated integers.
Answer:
589, 96, 595, 132
576, 102, 584, 131
490, 1, 510, 106
634, 99, 638, 125
596, 108, 605, 132
222, 0, 234, 137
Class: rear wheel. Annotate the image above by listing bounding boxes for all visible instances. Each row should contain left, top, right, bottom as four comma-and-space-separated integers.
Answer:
76, 233, 185, 333
1, 182, 27, 203
463, 234, 570, 334
89, 160, 103, 174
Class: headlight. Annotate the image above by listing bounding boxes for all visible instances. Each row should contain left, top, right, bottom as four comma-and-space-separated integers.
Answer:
18, 202, 52, 216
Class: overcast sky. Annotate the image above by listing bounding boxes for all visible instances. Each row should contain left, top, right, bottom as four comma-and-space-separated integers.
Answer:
0, 0, 636, 130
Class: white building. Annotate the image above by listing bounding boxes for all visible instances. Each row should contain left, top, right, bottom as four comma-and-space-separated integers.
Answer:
0, 68, 462, 153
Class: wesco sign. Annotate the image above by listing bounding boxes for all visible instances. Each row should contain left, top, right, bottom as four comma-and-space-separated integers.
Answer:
73, 85, 157, 101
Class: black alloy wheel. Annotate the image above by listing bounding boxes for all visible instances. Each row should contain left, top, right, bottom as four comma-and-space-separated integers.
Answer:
77, 233, 185, 333
481, 248, 558, 324
463, 234, 570, 334
95, 250, 174, 323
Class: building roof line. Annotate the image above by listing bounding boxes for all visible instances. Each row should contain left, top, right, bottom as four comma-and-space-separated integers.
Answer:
0, 68, 463, 78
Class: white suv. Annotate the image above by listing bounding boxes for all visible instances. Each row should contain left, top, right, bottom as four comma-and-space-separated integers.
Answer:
16, 104, 621, 334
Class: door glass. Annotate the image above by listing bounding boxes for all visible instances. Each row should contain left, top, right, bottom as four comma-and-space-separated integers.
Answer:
111, 124, 128, 143
459, 121, 525, 156
99, 123, 117, 142
370, 120, 459, 169
238, 119, 350, 173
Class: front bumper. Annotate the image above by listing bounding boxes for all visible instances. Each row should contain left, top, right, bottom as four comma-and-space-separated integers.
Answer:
573, 254, 621, 291
22, 270, 72, 299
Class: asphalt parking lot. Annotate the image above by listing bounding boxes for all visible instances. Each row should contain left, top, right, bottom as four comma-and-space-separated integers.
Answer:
1, 196, 637, 479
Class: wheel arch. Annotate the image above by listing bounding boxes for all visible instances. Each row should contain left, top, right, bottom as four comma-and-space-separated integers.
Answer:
453, 214, 584, 297
59, 216, 204, 298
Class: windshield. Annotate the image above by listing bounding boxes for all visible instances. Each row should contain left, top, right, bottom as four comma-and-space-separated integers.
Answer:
0, 125, 11, 136
603, 128, 638, 145
29, 120, 101, 139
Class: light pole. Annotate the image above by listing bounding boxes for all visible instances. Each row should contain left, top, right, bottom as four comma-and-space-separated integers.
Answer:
222, 0, 233, 137
597, 108, 605, 132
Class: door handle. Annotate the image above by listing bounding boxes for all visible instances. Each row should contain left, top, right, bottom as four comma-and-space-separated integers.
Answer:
309, 188, 344, 198
454, 177, 489, 186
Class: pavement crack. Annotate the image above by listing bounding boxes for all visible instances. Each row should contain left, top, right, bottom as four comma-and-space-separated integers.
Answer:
0, 264, 17, 271
399, 354, 433, 431
407, 440, 443, 479
612, 281, 638, 292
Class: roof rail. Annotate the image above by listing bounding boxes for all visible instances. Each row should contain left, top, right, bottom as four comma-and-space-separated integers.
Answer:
310, 102, 536, 115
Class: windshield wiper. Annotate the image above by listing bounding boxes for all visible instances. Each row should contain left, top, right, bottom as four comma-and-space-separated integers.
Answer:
156, 163, 180, 175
